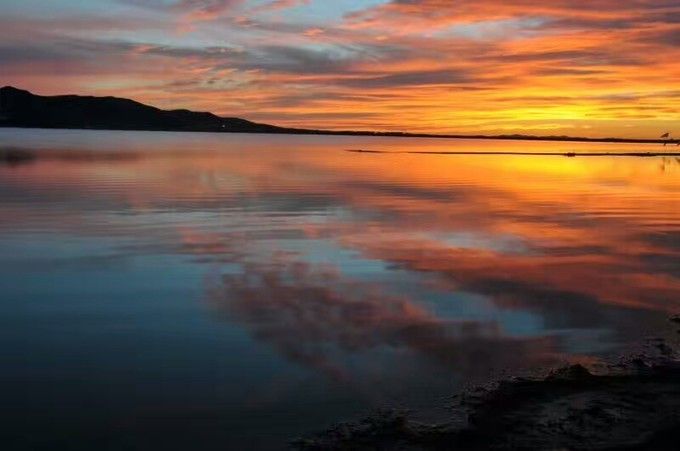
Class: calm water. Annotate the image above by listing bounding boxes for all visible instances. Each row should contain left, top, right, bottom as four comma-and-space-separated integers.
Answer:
2, 129, 680, 449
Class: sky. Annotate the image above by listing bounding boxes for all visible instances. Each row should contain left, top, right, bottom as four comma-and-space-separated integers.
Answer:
1, 0, 679, 137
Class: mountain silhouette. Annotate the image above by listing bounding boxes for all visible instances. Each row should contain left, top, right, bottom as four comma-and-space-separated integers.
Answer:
0, 86, 291, 133
0, 86, 674, 145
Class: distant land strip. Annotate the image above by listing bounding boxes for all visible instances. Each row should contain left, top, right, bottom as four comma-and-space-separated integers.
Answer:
346, 149, 680, 157
1, 86, 679, 145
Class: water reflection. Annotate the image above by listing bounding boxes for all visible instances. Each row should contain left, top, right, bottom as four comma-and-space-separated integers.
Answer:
1, 129, 680, 448
207, 255, 559, 382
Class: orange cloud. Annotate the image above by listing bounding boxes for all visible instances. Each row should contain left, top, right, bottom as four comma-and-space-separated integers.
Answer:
2, 0, 679, 136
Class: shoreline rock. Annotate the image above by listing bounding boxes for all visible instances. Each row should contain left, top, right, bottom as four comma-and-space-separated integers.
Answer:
294, 318, 680, 450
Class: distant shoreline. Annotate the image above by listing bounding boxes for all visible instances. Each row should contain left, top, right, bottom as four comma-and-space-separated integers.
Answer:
1, 86, 677, 145
346, 149, 680, 157
1, 124, 677, 146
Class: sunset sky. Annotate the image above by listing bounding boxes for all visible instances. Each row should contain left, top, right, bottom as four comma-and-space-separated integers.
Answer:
1, 0, 679, 137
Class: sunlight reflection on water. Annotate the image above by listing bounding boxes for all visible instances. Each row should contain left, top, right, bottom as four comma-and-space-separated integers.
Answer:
1, 129, 680, 449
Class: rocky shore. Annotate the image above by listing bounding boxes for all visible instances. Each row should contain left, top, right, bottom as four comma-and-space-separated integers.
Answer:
295, 317, 680, 450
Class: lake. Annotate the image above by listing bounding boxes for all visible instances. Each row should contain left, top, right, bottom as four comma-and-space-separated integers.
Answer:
1, 129, 679, 450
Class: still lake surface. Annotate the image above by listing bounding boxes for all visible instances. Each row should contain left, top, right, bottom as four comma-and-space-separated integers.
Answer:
1, 129, 680, 449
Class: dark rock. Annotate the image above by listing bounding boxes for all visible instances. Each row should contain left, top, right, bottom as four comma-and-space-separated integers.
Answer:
296, 336, 680, 450
546, 364, 594, 381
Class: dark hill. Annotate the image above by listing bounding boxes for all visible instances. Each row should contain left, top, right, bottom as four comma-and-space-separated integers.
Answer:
0, 86, 674, 145
0, 86, 290, 133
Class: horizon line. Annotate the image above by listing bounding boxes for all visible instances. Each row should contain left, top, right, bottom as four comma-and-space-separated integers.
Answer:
1, 85, 676, 145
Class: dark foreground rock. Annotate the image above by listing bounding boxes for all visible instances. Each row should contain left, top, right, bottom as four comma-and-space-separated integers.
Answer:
294, 321, 680, 450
